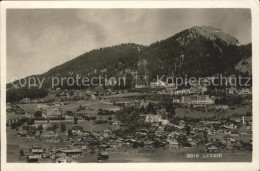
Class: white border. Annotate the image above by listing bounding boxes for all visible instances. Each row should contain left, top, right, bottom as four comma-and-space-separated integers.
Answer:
1, 1, 259, 171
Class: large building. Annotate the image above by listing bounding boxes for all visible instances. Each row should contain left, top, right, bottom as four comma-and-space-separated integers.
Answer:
179, 95, 214, 106
145, 114, 169, 125
36, 104, 63, 118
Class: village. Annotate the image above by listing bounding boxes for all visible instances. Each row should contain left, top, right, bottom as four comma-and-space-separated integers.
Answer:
6, 77, 252, 163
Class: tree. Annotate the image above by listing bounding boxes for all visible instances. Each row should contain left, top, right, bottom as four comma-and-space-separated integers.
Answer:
35, 110, 42, 118
166, 103, 175, 119
60, 123, 66, 132
147, 102, 156, 114
185, 125, 191, 136
68, 129, 73, 137
27, 119, 35, 125
52, 124, 59, 132
20, 149, 25, 156
37, 124, 43, 134
74, 117, 78, 124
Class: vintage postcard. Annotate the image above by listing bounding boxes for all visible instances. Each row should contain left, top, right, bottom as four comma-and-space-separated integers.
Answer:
1, 1, 259, 171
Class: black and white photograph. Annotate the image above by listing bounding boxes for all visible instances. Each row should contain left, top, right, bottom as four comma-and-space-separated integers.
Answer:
1, 1, 259, 171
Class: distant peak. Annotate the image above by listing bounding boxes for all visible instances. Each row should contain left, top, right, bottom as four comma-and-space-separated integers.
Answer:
188, 26, 239, 45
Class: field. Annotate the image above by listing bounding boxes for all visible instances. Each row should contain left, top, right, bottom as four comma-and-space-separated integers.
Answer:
72, 147, 252, 163
6, 120, 111, 162
175, 104, 251, 119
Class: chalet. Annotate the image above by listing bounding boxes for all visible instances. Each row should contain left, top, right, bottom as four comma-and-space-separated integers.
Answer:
60, 149, 83, 157
103, 128, 112, 138
205, 145, 220, 152
135, 83, 147, 89
98, 152, 109, 160
30, 147, 44, 158
72, 126, 83, 135
222, 136, 236, 145
218, 126, 232, 134
168, 140, 180, 148
27, 155, 39, 162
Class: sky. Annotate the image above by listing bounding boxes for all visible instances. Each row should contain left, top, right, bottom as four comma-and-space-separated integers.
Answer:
7, 9, 251, 82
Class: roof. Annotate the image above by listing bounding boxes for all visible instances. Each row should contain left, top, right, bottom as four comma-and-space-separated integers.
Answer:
31, 149, 43, 153
61, 149, 83, 153
27, 156, 39, 159
207, 145, 219, 150
100, 152, 109, 155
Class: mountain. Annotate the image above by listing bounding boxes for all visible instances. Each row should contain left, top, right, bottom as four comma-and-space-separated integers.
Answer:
138, 26, 251, 78
8, 26, 252, 89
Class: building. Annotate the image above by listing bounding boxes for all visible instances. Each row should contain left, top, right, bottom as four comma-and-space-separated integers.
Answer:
150, 80, 167, 88
145, 114, 169, 125
238, 88, 251, 95
27, 156, 39, 162
71, 126, 83, 135
98, 152, 109, 160
168, 140, 180, 148
179, 95, 214, 106
36, 104, 63, 118
145, 115, 162, 123
21, 98, 31, 104
174, 89, 191, 95
60, 149, 83, 157
226, 86, 237, 94
114, 100, 140, 108
30, 147, 44, 158
43, 107, 63, 118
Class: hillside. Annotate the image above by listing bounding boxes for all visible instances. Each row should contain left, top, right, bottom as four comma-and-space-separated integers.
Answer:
8, 26, 252, 89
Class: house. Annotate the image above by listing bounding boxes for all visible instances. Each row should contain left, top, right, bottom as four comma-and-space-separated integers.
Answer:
71, 126, 83, 135
174, 89, 191, 95
21, 98, 31, 104
103, 128, 112, 138
27, 155, 39, 162
38, 104, 63, 118
145, 114, 162, 123
60, 149, 83, 157
30, 147, 44, 158
168, 140, 179, 148
17, 129, 27, 137
205, 145, 220, 152
190, 85, 207, 94
110, 121, 121, 131
90, 94, 96, 100
222, 136, 236, 145
226, 86, 237, 94
218, 127, 232, 134
98, 152, 109, 160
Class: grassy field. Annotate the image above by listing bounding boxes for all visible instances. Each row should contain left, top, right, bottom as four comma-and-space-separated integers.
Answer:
20, 100, 119, 114
76, 147, 252, 163
175, 104, 252, 119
